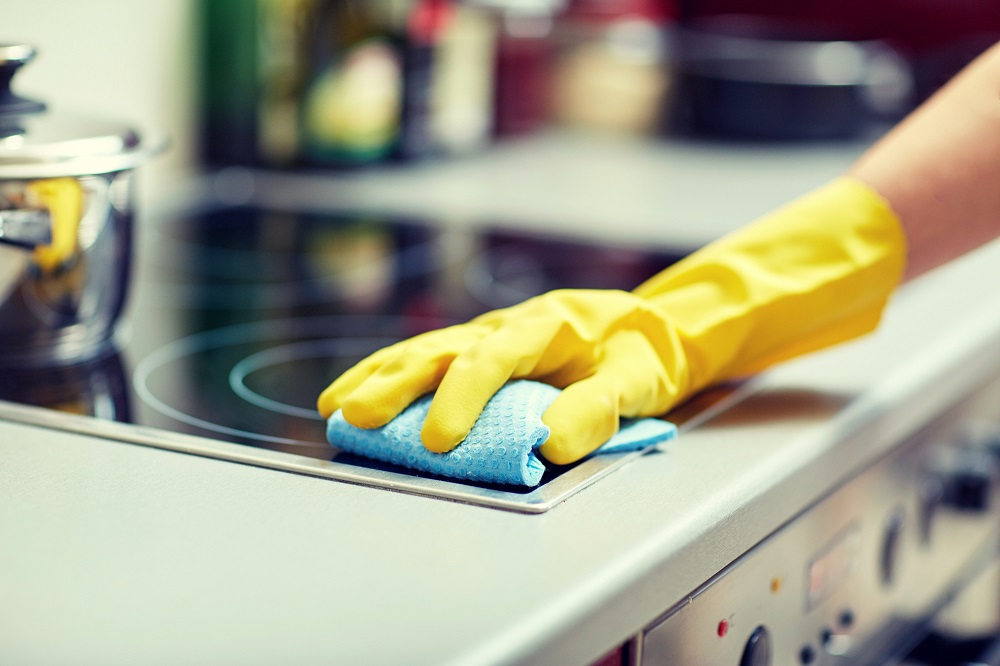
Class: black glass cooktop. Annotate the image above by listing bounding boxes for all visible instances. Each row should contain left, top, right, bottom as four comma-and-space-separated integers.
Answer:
0, 202, 681, 502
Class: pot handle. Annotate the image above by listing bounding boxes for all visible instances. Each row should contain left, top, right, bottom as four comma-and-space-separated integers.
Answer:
0, 209, 52, 248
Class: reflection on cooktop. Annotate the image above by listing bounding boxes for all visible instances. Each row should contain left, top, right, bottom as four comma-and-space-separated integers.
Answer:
132, 315, 403, 451
3, 206, 682, 493
0, 349, 131, 422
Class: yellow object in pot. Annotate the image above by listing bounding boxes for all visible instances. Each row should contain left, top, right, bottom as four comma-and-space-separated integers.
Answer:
27, 178, 83, 273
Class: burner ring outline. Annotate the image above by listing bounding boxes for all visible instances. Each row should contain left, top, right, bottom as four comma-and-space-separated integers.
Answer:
229, 338, 385, 420
133, 316, 405, 446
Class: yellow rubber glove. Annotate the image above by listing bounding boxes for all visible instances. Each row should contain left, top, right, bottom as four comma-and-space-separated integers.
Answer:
318, 177, 906, 464
27, 178, 84, 273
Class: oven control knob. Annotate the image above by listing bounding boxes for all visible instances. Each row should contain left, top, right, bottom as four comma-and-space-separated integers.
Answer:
943, 449, 995, 512
918, 475, 944, 545
880, 508, 905, 586
740, 625, 772, 666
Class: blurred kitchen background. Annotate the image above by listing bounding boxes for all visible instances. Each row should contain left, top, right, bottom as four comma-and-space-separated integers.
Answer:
7, 0, 1000, 228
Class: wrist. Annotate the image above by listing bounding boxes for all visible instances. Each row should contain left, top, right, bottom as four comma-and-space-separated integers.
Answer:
632, 178, 906, 387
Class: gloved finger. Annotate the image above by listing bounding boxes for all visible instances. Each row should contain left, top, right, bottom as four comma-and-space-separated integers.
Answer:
339, 324, 485, 428
539, 331, 674, 464
538, 376, 621, 465
600, 330, 677, 417
339, 353, 451, 428
317, 344, 399, 418
421, 320, 565, 453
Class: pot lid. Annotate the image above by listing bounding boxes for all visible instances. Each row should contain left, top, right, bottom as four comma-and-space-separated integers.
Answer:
0, 44, 165, 179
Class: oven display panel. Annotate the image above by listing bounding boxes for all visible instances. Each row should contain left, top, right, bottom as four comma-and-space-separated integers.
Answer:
807, 524, 861, 610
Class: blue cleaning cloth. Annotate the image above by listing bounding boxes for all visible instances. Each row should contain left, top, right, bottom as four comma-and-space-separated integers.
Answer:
326, 379, 677, 486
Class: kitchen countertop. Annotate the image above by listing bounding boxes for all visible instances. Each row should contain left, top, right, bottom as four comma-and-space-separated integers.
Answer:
3, 136, 1000, 665
198, 131, 872, 251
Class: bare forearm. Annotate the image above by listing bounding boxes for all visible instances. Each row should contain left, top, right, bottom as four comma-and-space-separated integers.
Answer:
849, 42, 1000, 280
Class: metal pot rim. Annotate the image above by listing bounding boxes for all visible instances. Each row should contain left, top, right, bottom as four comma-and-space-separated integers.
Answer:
0, 133, 168, 178
0, 45, 167, 179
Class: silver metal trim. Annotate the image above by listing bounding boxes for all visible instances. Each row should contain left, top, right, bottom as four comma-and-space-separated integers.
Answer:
625, 632, 644, 666
0, 398, 657, 513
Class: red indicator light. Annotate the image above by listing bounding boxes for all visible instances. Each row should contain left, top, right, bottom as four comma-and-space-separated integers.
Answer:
717, 619, 729, 637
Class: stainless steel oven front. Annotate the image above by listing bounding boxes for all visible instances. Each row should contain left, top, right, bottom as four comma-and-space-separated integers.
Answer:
637, 372, 1000, 666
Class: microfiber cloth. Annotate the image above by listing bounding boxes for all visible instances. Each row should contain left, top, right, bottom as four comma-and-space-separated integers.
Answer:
326, 379, 677, 486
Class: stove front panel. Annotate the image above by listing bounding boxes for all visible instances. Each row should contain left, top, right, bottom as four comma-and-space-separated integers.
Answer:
641, 373, 1000, 665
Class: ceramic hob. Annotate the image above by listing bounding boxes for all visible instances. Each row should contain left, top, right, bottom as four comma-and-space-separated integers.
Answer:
0, 202, 684, 512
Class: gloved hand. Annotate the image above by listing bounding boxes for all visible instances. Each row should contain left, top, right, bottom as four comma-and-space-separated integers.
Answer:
318, 177, 906, 464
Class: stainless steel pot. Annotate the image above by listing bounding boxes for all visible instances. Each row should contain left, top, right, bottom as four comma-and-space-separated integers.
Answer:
0, 44, 163, 366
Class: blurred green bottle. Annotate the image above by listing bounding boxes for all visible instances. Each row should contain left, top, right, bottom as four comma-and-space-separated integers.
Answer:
199, 0, 317, 167
199, 0, 496, 169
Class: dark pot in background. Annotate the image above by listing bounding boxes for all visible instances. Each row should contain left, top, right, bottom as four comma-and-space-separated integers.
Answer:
669, 16, 914, 140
